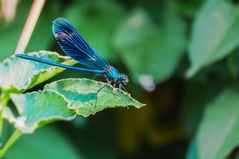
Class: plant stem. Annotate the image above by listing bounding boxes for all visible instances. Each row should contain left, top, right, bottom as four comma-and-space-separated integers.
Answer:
0, 93, 9, 135
0, 92, 9, 106
0, 118, 2, 137
14, 0, 45, 54
0, 129, 22, 158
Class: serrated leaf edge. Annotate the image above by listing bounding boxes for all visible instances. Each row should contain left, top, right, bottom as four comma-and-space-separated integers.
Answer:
0, 51, 72, 92
44, 78, 145, 109
7, 90, 76, 133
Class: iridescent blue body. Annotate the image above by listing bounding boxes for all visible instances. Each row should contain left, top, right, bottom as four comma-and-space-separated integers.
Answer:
16, 18, 129, 87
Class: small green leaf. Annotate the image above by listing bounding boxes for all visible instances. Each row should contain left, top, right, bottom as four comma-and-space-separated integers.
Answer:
0, 51, 76, 92
197, 87, 239, 159
3, 91, 75, 133
44, 78, 145, 117
187, 0, 239, 77
113, 8, 186, 84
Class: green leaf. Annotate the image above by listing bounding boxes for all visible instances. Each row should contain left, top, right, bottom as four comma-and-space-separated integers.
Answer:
186, 0, 239, 77
6, 126, 83, 159
3, 91, 75, 133
44, 78, 145, 117
197, 87, 239, 159
187, 139, 198, 159
65, 0, 126, 60
113, 8, 186, 84
0, 51, 76, 92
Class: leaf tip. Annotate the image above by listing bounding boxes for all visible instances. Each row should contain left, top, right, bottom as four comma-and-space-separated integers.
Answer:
185, 65, 200, 78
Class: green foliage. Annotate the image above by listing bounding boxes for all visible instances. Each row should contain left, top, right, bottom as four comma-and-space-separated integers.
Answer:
1, 0, 239, 158
0, 51, 143, 134
187, 0, 239, 77
5, 91, 75, 133
196, 87, 239, 159
6, 127, 83, 159
0, 49, 143, 157
0, 1, 30, 61
0, 1, 62, 61
0, 51, 75, 92
187, 139, 198, 159
44, 78, 144, 117
114, 8, 186, 83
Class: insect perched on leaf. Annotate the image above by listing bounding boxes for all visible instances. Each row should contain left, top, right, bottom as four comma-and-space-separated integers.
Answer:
16, 18, 129, 94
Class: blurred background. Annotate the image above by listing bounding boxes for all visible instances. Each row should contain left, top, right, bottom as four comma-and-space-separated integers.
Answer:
1, 0, 239, 158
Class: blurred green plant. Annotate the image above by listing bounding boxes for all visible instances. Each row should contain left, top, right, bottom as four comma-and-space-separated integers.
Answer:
0, 51, 144, 157
186, 0, 239, 77
1, 0, 239, 158
114, 7, 186, 84
5, 126, 83, 159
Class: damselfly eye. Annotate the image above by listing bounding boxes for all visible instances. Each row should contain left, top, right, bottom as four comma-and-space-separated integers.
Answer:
120, 75, 129, 85
123, 77, 127, 82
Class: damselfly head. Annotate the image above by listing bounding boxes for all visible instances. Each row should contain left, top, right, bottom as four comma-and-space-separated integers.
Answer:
119, 74, 129, 85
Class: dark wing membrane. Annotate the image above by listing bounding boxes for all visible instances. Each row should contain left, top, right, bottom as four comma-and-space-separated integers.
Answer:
52, 18, 110, 70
